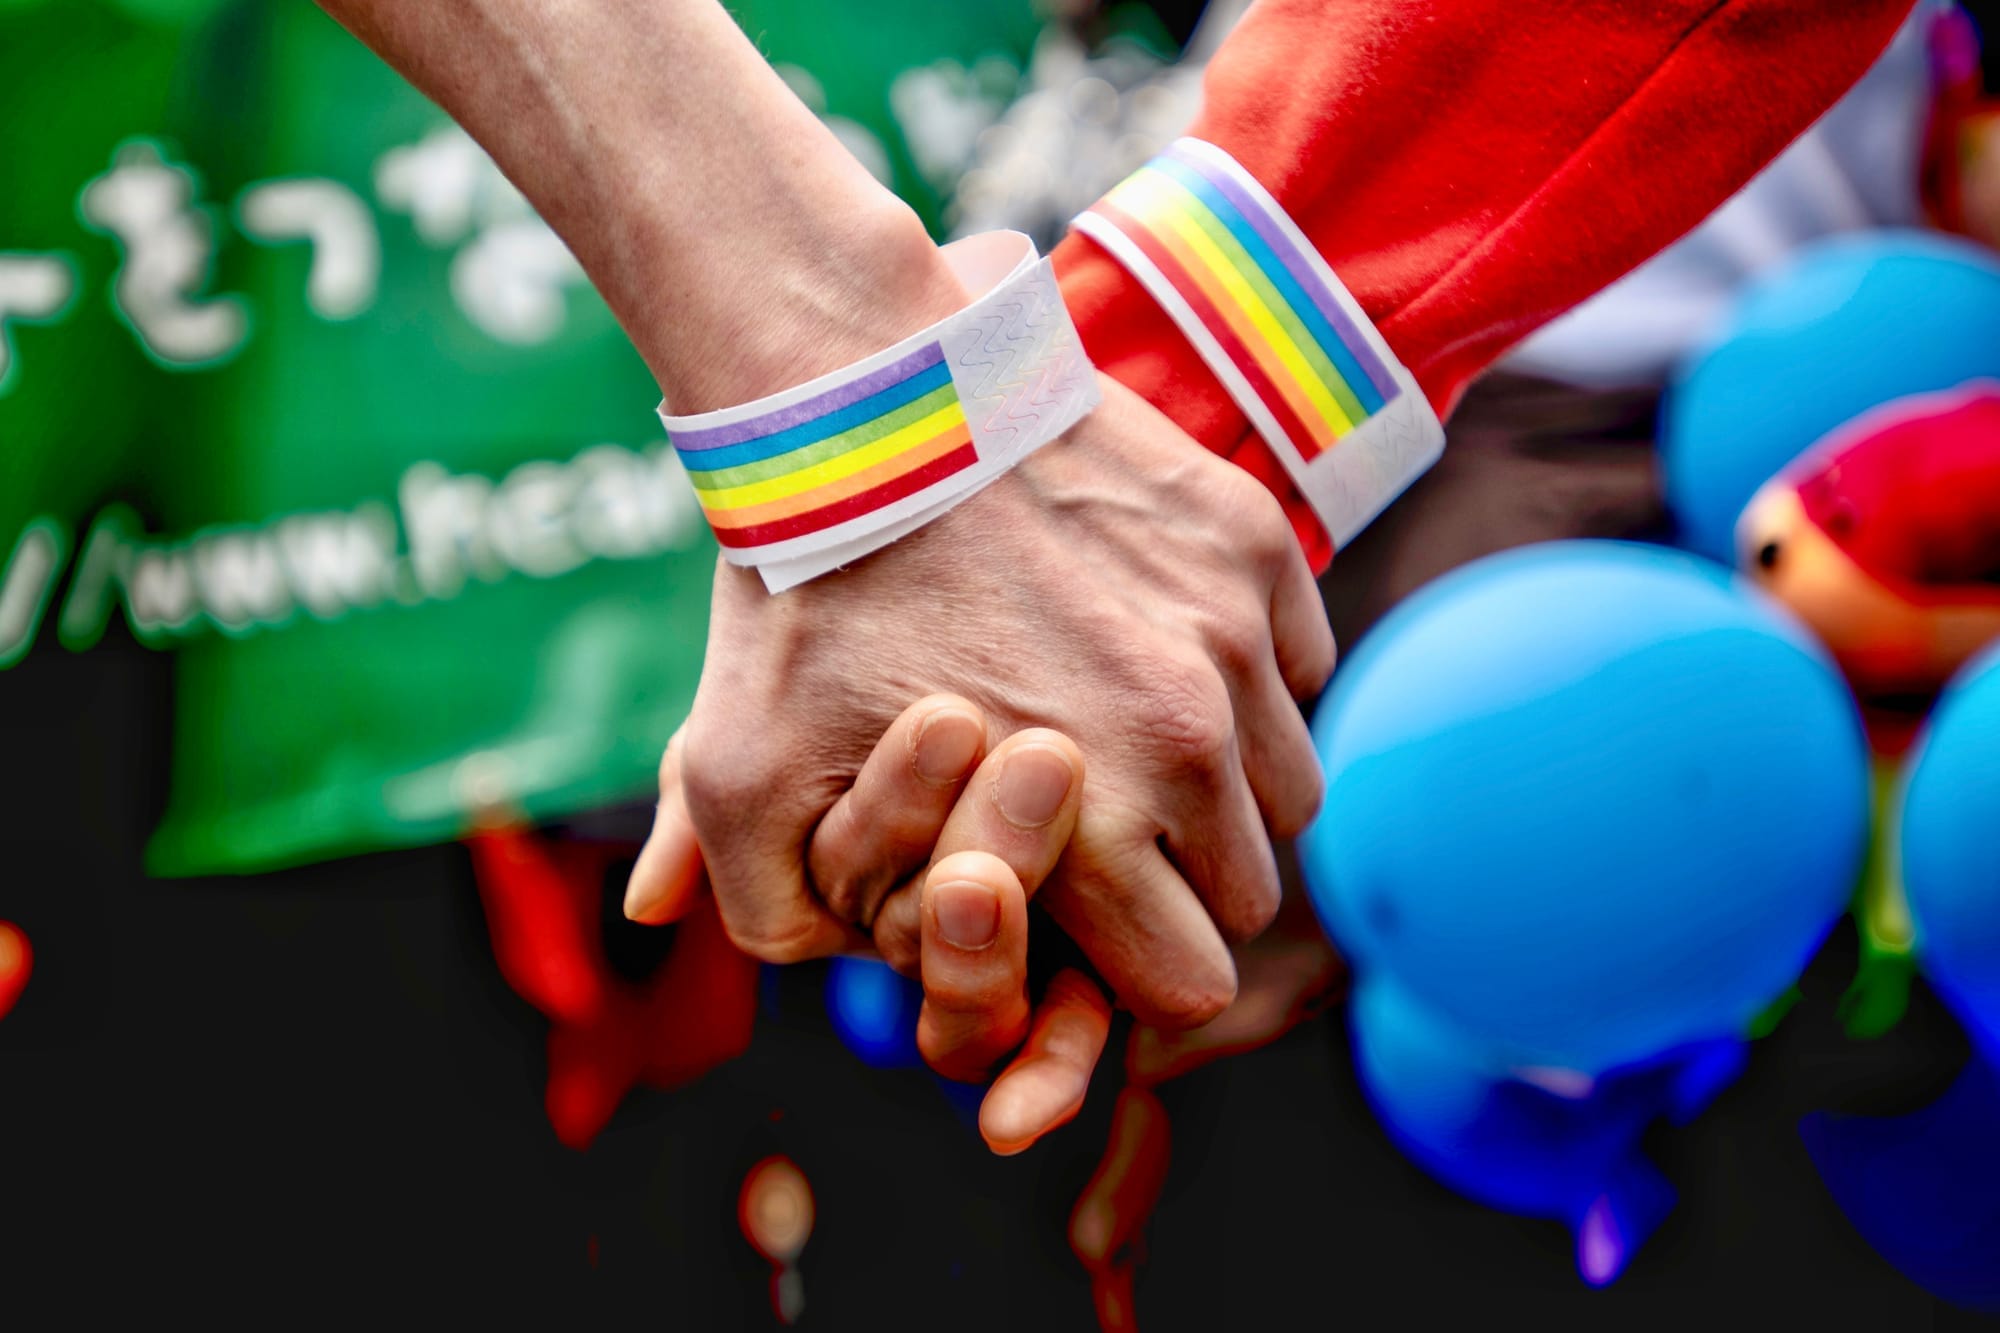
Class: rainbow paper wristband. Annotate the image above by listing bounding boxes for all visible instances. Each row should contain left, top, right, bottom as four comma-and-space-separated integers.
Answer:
1073, 139, 1444, 549
660, 230, 1100, 592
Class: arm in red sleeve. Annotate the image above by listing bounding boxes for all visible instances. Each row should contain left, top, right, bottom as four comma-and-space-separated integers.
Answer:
1055, 0, 1917, 570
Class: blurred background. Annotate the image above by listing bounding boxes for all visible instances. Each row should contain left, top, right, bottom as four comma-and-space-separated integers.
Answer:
4, 0, 2000, 1325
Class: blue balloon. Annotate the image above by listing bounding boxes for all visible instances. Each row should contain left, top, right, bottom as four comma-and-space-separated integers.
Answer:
1900, 643, 2000, 1060
1661, 232, 2000, 563
825, 956, 923, 1068
1351, 967, 1744, 1285
1302, 540, 1869, 1074
1302, 541, 1871, 1281
824, 957, 988, 1130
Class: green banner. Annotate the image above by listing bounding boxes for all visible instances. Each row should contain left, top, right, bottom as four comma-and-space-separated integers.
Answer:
0, 0, 1043, 873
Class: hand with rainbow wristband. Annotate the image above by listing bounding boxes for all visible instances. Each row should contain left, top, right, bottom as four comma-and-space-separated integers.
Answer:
323, 0, 1919, 1158
321, 0, 1334, 1091
1074, 138, 1444, 551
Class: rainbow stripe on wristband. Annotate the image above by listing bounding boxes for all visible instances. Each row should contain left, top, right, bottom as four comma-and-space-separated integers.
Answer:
660, 230, 1100, 592
1092, 144, 1397, 458
672, 344, 975, 550
1073, 139, 1442, 547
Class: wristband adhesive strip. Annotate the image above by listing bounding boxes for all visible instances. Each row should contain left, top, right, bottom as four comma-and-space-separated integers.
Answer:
1074, 138, 1444, 548
661, 230, 1099, 592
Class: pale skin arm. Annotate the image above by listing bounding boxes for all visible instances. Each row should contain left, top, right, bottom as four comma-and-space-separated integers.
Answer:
316, 0, 1336, 1077
316, 0, 967, 412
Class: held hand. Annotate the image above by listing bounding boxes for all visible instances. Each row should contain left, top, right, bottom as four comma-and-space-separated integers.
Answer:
670, 374, 1334, 1028
906, 731, 1115, 1155
628, 703, 1112, 1154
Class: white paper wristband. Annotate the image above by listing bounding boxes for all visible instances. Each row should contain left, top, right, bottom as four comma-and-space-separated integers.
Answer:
658, 230, 1100, 592
1073, 138, 1444, 549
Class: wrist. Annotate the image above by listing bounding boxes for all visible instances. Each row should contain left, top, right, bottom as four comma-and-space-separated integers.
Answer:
653, 198, 970, 416
1054, 227, 1335, 573
661, 227, 1099, 591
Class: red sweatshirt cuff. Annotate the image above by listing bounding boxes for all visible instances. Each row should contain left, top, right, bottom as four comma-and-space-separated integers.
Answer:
1055, 0, 1916, 572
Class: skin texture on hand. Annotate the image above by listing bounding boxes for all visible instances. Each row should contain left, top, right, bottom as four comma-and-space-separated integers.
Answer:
675, 374, 1335, 1029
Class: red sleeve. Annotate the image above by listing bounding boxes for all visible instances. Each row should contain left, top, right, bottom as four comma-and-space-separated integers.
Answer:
1054, 0, 1918, 571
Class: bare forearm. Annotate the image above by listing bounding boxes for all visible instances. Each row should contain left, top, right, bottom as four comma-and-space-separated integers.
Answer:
316, 0, 963, 409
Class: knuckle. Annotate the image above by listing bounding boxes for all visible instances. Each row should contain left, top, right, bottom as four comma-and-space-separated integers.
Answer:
1259, 738, 1325, 839
1204, 602, 1267, 681
1269, 768, 1325, 840
917, 1027, 990, 1084
679, 728, 775, 827
807, 812, 876, 923
1304, 622, 1338, 694
720, 910, 827, 966
879, 934, 920, 979
1217, 875, 1281, 943
813, 865, 875, 924
934, 1014, 1029, 1082
872, 891, 923, 976
811, 817, 937, 925
1133, 658, 1235, 769
1148, 967, 1237, 1030
1236, 476, 1295, 563
915, 1025, 961, 1077
877, 922, 921, 977
874, 803, 956, 862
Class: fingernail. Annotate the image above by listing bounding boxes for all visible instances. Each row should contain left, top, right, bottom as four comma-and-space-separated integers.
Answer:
914, 710, 982, 786
933, 880, 1000, 950
997, 745, 1073, 827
